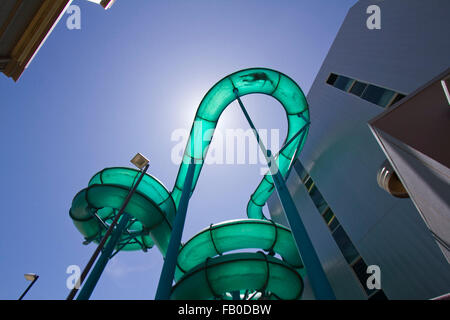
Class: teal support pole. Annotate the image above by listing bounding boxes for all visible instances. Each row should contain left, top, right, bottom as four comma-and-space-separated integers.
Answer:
267, 152, 336, 300
234, 88, 336, 300
155, 158, 196, 300
76, 213, 131, 300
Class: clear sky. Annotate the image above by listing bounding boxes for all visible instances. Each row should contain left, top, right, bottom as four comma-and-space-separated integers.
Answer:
0, 0, 357, 300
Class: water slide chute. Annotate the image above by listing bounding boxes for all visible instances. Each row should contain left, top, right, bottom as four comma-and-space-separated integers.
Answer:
174, 219, 305, 281
69, 68, 310, 299
171, 252, 304, 300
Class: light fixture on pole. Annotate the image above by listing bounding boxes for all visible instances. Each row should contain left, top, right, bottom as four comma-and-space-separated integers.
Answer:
130, 153, 150, 170
19, 273, 39, 300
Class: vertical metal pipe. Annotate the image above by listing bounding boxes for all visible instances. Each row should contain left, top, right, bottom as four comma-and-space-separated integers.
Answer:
76, 213, 131, 300
18, 276, 39, 300
66, 164, 149, 300
155, 158, 196, 300
234, 89, 336, 300
268, 152, 335, 299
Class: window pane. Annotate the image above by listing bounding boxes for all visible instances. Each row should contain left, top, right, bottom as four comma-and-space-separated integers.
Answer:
323, 208, 339, 232
328, 215, 339, 232
326, 73, 338, 85
361, 85, 396, 107
309, 185, 328, 213
293, 160, 308, 181
304, 177, 313, 191
334, 75, 353, 91
332, 225, 359, 264
352, 257, 372, 295
322, 208, 334, 224
349, 81, 367, 97
388, 93, 406, 107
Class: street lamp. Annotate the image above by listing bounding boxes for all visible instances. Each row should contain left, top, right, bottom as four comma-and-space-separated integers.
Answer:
86, 0, 116, 10
130, 153, 150, 170
19, 273, 39, 300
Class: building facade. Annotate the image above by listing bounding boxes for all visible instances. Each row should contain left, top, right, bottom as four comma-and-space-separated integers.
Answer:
268, 0, 450, 299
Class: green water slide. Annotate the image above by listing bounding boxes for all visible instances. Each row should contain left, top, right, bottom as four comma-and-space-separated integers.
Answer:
70, 167, 175, 253
172, 219, 306, 300
69, 68, 310, 299
171, 252, 304, 300
174, 219, 305, 281
171, 67, 309, 220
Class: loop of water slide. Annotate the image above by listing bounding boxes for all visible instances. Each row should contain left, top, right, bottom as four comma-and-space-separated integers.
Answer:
171, 67, 309, 220
171, 252, 304, 300
69, 68, 309, 299
69, 167, 175, 253
174, 219, 305, 282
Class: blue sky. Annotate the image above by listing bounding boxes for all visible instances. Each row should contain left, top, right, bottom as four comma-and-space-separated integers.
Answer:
0, 0, 356, 299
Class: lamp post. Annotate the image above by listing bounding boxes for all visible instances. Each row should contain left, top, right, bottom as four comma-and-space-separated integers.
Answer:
67, 153, 150, 300
19, 273, 39, 300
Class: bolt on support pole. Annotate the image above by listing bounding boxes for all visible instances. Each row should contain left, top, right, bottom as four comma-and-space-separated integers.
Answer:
66, 164, 149, 300
155, 157, 196, 300
233, 88, 336, 300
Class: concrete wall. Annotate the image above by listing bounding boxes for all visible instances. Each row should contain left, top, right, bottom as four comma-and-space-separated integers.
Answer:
268, 0, 450, 299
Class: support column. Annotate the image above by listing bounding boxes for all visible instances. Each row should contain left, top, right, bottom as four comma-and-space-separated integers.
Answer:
155, 158, 196, 300
234, 89, 336, 300
76, 213, 131, 300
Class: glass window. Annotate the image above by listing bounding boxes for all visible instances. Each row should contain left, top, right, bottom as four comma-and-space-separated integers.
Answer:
332, 225, 359, 264
323, 208, 339, 231
333, 75, 354, 91
388, 93, 406, 107
293, 160, 308, 182
352, 258, 388, 298
322, 208, 334, 223
351, 257, 372, 295
304, 176, 314, 191
326, 73, 338, 85
309, 185, 328, 213
361, 85, 396, 107
349, 81, 367, 97
328, 214, 339, 232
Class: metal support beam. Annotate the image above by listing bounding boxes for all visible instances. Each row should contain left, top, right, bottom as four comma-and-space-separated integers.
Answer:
66, 164, 149, 300
234, 89, 336, 300
18, 276, 39, 300
76, 213, 131, 300
155, 158, 196, 300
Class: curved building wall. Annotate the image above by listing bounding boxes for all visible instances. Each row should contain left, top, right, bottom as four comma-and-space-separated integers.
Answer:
268, 0, 450, 299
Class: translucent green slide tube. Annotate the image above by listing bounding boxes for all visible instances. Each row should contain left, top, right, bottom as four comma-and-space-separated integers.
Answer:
69, 68, 310, 299
171, 252, 304, 300
174, 219, 305, 281
70, 167, 175, 254
171, 68, 309, 220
